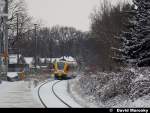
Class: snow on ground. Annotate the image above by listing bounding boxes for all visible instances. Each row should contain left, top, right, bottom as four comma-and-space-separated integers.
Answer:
53, 80, 81, 108
32, 79, 82, 108
128, 95, 150, 108
0, 81, 42, 108
7, 72, 18, 78
31, 79, 48, 107
112, 95, 150, 108
103, 94, 150, 108
68, 77, 98, 108
69, 69, 150, 108
33, 80, 67, 108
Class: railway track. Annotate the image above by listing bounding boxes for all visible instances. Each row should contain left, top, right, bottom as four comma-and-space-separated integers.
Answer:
37, 80, 53, 108
52, 81, 72, 108
38, 80, 72, 108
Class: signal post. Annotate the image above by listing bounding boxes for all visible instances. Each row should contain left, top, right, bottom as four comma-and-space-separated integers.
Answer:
0, 0, 8, 80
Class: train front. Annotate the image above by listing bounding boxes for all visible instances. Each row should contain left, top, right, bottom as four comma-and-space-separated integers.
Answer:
54, 61, 69, 79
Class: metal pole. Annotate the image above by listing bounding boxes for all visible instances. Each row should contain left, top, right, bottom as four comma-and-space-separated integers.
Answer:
16, 13, 19, 64
34, 24, 37, 69
3, 0, 8, 78
0, 0, 8, 80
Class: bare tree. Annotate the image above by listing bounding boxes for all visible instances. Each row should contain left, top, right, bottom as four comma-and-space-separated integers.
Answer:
85, 1, 133, 71
8, 0, 32, 49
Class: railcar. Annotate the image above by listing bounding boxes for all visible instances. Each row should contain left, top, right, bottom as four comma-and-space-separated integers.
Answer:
52, 59, 77, 80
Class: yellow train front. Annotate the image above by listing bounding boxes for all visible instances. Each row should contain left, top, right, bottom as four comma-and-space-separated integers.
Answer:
53, 61, 70, 80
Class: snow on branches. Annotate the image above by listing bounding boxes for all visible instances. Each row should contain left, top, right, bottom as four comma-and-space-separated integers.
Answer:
115, 0, 150, 67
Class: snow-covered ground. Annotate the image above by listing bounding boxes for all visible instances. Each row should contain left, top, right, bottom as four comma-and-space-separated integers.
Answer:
0, 81, 42, 108
2, 68, 150, 108
68, 78, 98, 108
32, 80, 82, 108
53, 80, 81, 108
69, 68, 150, 108
7, 72, 18, 78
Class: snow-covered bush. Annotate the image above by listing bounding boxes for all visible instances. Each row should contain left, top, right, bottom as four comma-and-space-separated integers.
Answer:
78, 69, 137, 104
129, 67, 150, 101
75, 67, 150, 107
98, 70, 136, 102
129, 79, 150, 101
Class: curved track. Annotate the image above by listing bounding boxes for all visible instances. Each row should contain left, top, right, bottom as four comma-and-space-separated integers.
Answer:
52, 81, 72, 108
37, 80, 53, 108
38, 80, 72, 108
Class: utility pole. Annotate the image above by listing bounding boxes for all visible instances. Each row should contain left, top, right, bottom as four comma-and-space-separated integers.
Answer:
0, 0, 8, 80
34, 24, 37, 69
16, 13, 19, 64
4, 0, 8, 77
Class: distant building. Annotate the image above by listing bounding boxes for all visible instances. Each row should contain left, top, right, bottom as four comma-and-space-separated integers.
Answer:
24, 57, 34, 68
9, 54, 19, 64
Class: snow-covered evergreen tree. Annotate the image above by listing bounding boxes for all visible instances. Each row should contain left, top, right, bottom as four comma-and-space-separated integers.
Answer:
117, 0, 150, 67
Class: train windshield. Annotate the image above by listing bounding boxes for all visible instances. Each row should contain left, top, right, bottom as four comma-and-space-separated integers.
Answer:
57, 62, 65, 70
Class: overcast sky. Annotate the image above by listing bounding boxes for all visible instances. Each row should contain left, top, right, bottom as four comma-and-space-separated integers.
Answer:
24, 0, 129, 31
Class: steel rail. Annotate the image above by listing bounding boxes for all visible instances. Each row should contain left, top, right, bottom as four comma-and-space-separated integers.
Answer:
38, 80, 54, 108
52, 80, 72, 108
